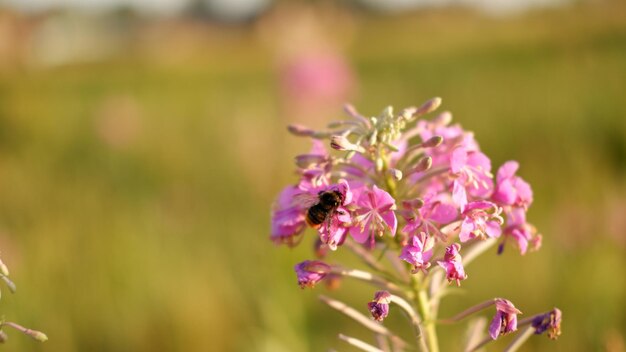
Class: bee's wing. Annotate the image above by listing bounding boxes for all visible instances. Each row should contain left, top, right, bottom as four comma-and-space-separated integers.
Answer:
293, 192, 319, 208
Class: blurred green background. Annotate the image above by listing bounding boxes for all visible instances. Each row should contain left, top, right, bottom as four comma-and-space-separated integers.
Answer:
0, 0, 625, 351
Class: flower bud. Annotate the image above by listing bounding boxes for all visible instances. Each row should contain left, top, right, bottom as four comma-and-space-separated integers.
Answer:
433, 111, 452, 126
387, 168, 403, 181
330, 135, 365, 153
414, 156, 433, 173
26, 330, 48, 342
421, 135, 444, 148
287, 124, 315, 137
415, 97, 442, 116
0, 330, 7, 343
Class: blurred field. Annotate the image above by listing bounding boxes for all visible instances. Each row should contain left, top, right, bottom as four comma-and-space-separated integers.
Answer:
0, 1, 625, 351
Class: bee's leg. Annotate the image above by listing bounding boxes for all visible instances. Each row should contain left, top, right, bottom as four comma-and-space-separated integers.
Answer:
326, 215, 333, 233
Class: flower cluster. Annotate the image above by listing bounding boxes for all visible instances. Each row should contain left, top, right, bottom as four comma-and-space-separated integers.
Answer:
271, 98, 559, 351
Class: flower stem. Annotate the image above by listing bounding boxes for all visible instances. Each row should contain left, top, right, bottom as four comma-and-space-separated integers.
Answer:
416, 287, 439, 352
438, 299, 496, 324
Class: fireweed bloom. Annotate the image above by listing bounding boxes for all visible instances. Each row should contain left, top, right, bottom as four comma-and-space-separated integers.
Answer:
399, 232, 434, 274
349, 185, 398, 247
368, 291, 391, 322
437, 243, 468, 285
493, 161, 533, 209
271, 98, 560, 351
458, 200, 503, 242
489, 299, 522, 340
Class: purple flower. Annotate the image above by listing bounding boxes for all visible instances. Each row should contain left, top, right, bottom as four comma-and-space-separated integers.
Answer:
294, 260, 332, 289
399, 233, 434, 274
270, 185, 307, 246
450, 146, 494, 210
493, 161, 533, 209
349, 185, 398, 247
532, 308, 562, 340
437, 243, 468, 286
489, 299, 522, 340
367, 291, 391, 321
458, 201, 503, 242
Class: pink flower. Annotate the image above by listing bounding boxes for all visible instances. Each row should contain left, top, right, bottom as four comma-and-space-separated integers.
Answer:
401, 192, 458, 241
270, 185, 307, 246
501, 207, 541, 255
437, 243, 468, 286
416, 116, 479, 168
294, 260, 332, 289
489, 299, 522, 340
349, 185, 398, 247
458, 201, 503, 242
367, 291, 391, 322
399, 233, 434, 274
450, 146, 494, 210
493, 161, 533, 208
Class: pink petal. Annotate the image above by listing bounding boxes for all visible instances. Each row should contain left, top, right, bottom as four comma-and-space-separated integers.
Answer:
494, 179, 517, 205
497, 161, 519, 183
467, 151, 492, 172
459, 218, 475, 242
485, 220, 502, 238
453, 180, 468, 211
349, 218, 371, 243
380, 210, 398, 236
450, 147, 468, 173
430, 201, 458, 224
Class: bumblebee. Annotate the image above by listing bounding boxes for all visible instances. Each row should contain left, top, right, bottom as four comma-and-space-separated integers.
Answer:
305, 190, 345, 228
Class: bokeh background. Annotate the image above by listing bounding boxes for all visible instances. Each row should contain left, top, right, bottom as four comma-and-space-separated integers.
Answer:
0, 0, 625, 351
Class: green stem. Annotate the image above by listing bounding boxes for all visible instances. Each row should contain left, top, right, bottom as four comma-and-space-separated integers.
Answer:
416, 286, 439, 352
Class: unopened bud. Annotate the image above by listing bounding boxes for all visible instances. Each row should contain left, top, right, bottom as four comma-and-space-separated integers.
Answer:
414, 156, 433, 173
421, 135, 444, 148
433, 111, 452, 126
0, 330, 7, 343
416, 97, 442, 116
287, 124, 315, 137
26, 330, 48, 342
387, 168, 403, 181
330, 135, 364, 153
